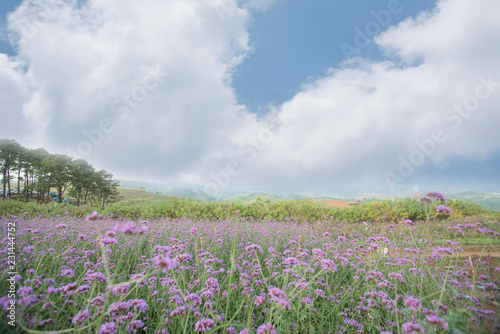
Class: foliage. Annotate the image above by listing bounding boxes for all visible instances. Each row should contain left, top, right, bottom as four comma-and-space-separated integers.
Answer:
1, 195, 495, 224
0, 139, 119, 206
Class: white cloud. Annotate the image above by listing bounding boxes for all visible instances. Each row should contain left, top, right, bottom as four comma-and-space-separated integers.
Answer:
2, 0, 500, 193
5, 0, 258, 180
247, 0, 500, 190
0, 54, 30, 139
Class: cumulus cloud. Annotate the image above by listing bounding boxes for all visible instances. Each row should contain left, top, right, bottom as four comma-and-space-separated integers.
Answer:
0, 54, 30, 139
5, 0, 258, 179
235, 0, 500, 191
2, 0, 500, 193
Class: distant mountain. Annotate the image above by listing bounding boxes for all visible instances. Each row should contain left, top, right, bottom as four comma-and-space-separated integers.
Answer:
117, 180, 165, 193
162, 188, 216, 202
116, 179, 500, 209
222, 192, 309, 204
117, 180, 344, 202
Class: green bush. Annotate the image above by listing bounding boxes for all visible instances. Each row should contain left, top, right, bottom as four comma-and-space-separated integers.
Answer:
0, 196, 493, 223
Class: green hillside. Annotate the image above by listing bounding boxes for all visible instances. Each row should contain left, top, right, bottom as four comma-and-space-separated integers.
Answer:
162, 187, 216, 201
118, 187, 176, 201
450, 192, 500, 211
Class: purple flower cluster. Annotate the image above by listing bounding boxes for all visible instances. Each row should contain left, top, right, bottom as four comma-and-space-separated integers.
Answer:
436, 205, 453, 216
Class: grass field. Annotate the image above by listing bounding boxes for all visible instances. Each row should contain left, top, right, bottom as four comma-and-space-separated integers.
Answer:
117, 187, 177, 201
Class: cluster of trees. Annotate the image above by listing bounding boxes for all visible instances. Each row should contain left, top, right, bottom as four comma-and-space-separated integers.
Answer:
0, 139, 120, 207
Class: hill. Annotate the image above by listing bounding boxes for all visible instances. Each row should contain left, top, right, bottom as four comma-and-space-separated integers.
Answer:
118, 187, 176, 201
449, 192, 500, 211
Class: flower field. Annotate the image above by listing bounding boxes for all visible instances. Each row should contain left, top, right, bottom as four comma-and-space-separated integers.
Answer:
1, 196, 500, 333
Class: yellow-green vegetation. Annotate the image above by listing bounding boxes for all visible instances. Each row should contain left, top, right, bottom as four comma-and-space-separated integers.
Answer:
117, 187, 176, 201
1, 196, 497, 223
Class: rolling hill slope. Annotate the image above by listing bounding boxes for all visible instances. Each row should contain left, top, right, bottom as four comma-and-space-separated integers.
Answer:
118, 187, 176, 201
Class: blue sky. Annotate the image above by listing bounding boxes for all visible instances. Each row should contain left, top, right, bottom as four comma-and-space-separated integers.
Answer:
0, 0, 499, 195
233, 0, 437, 112
0, 1, 20, 55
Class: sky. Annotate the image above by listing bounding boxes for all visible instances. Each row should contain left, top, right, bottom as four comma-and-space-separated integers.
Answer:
0, 0, 499, 196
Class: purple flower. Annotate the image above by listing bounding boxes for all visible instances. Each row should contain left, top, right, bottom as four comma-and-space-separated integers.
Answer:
116, 222, 139, 235
321, 259, 337, 272
0, 297, 13, 312
47, 287, 58, 294
436, 205, 453, 216
110, 284, 130, 296
245, 244, 263, 252
131, 299, 149, 313
184, 293, 202, 306
127, 320, 145, 333
418, 196, 433, 204
194, 318, 216, 332
99, 322, 117, 334
256, 323, 277, 334
23, 245, 34, 253
277, 299, 291, 310
404, 296, 422, 311
19, 295, 38, 307
425, 315, 448, 330
205, 276, 219, 291
284, 257, 299, 266
312, 248, 327, 257
72, 309, 90, 324
425, 191, 447, 202
401, 322, 425, 334
38, 318, 55, 326
301, 297, 313, 305
170, 306, 186, 317
61, 282, 78, 292
60, 268, 75, 278
254, 295, 265, 307
86, 211, 102, 221
76, 284, 91, 294
85, 272, 108, 283
108, 301, 132, 315
155, 256, 178, 273
102, 237, 117, 245
17, 286, 34, 297
268, 287, 287, 300
314, 289, 325, 298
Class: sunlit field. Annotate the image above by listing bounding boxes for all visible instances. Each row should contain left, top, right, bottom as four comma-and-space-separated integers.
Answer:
1, 194, 500, 333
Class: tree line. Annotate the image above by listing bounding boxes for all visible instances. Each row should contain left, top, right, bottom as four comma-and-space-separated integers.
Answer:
0, 139, 120, 207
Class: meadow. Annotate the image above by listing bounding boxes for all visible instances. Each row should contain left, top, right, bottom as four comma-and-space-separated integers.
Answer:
1, 193, 500, 333
0, 195, 494, 224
